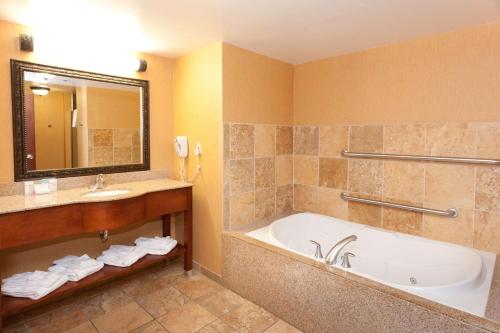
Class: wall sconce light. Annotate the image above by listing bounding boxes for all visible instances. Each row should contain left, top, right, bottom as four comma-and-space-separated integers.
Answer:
30, 84, 50, 96
136, 59, 147, 72
20, 34, 34, 52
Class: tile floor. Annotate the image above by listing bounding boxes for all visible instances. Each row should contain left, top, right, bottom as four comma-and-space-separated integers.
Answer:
3, 259, 301, 333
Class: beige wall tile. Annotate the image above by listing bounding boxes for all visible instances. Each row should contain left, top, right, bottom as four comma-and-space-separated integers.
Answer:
255, 158, 275, 189
93, 129, 113, 147
93, 146, 113, 166
349, 125, 383, 153
293, 184, 318, 212
423, 208, 473, 247
317, 187, 348, 220
293, 155, 318, 186
294, 126, 319, 155
255, 125, 276, 158
348, 160, 383, 196
475, 122, 500, 159
319, 126, 348, 158
348, 197, 382, 227
474, 210, 500, 253
275, 155, 293, 186
229, 192, 255, 228
425, 164, 475, 209
276, 126, 293, 155
276, 185, 293, 215
475, 167, 500, 211
383, 203, 423, 236
383, 161, 424, 203
256, 188, 276, 220
425, 123, 476, 157
114, 147, 132, 165
230, 124, 254, 159
132, 146, 142, 164
113, 129, 133, 147
224, 159, 230, 197
230, 159, 254, 194
318, 158, 347, 190
132, 129, 140, 147
383, 124, 425, 154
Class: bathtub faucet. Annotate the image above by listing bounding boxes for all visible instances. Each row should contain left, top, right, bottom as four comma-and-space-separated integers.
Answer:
325, 235, 357, 266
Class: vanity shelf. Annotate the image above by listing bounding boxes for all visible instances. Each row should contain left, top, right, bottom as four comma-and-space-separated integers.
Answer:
1, 244, 185, 318
0, 183, 192, 331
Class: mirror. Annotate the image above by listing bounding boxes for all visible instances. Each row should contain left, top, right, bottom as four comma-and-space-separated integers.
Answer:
11, 60, 150, 180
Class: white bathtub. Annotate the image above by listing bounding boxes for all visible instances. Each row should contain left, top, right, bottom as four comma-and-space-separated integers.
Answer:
246, 212, 496, 317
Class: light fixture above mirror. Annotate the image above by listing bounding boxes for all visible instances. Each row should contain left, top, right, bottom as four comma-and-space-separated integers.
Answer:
30, 84, 50, 96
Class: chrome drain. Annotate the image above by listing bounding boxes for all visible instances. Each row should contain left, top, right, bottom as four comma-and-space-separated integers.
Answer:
409, 277, 417, 285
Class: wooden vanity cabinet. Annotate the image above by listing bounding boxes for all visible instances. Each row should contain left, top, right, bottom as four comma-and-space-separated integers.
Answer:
0, 186, 192, 332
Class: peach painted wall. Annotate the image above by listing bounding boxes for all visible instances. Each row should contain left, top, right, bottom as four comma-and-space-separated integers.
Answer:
0, 19, 176, 182
294, 22, 500, 125
173, 43, 224, 275
223, 44, 294, 125
0, 19, 176, 276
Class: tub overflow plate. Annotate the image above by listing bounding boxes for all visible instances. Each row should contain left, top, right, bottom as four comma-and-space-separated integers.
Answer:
409, 277, 417, 285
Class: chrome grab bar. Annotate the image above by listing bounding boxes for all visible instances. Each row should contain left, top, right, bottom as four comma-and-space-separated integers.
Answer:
341, 150, 500, 166
340, 193, 458, 218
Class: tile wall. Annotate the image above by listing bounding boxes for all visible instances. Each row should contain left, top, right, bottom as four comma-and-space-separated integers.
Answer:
293, 122, 500, 254
223, 123, 294, 230
88, 128, 142, 166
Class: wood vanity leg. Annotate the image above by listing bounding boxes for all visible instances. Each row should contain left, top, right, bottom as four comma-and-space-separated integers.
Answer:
184, 188, 193, 273
162, 214, 171, 237
0, 270, 3, 333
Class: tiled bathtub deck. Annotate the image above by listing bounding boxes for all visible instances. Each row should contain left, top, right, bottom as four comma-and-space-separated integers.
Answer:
4, 260, 300, 333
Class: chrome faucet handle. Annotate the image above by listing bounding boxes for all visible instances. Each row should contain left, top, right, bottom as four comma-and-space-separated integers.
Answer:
309, 240, 323, 259
341, 252, 355, 268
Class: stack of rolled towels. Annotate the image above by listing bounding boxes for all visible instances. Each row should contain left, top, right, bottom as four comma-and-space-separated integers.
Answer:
135, 236, 178, 255
48, 254, 104, 282
1, 271, 68, 300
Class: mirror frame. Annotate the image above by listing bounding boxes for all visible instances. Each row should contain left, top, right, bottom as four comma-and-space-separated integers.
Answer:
10, 59, 150, 181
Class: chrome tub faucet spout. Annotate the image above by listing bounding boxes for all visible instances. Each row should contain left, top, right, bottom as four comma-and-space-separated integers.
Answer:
325, 235, 357, 265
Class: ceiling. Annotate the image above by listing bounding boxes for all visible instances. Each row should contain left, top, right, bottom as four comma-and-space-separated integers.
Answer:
1, 0, 500, 64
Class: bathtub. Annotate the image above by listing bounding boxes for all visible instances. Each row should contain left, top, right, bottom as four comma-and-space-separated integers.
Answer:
246, 212, 496, 317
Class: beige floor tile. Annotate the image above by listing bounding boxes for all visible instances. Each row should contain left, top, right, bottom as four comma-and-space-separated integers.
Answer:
197, 319, 238, 333
78, 286, 133, 320
157, 302, 217, 333
25, 301, 88, 333
66, 321, 99, 333
264, 320, 302, 333
91, 302, 153, 333
196, 288, 246, 317
174, 272, 223, 299
119, 271, 171, 298
221, 301, 277, 333
135, 285, 189, 318
131, 320, 168, 333
3, 321, 29, 333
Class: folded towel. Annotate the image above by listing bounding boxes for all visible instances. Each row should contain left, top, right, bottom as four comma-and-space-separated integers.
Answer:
2, 271, 67, 300
97, 245, 148, 267
49, 254, 104, 282
135, 236, 178, 255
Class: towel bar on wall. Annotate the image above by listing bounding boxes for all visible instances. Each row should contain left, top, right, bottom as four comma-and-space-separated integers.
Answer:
340, 193, 458, 218
341, 150, 500, 165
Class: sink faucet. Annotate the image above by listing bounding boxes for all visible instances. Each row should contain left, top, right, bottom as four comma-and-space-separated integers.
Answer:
89, 174, 106, 191
324, 235, 357, 265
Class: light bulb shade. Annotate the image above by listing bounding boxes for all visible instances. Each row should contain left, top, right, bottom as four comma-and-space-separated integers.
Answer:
30, 85, 50, 96
136, 59, 147, 72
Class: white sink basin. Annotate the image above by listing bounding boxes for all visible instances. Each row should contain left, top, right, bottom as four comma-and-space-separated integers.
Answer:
82, 189, 131, 198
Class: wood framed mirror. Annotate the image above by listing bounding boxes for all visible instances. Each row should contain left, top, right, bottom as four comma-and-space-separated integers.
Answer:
10, 60, 150, 181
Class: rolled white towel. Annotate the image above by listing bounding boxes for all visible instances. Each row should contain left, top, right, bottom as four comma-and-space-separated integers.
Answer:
53, 254, 99, 269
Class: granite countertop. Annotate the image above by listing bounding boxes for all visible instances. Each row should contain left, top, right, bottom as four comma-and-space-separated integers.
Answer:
0, 178, 192, 215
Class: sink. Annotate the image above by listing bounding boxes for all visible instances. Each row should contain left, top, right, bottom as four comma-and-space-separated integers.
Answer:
82, 189, 131, 198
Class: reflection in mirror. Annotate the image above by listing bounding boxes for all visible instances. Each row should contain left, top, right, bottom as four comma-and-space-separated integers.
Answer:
24, 72, 143, 171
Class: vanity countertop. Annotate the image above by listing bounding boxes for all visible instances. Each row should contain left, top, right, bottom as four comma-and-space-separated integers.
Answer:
0, 178, 192, 215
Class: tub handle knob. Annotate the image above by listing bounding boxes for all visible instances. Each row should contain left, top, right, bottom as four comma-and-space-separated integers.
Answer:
310, 240, 323, 259
341, 252, 355, 268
